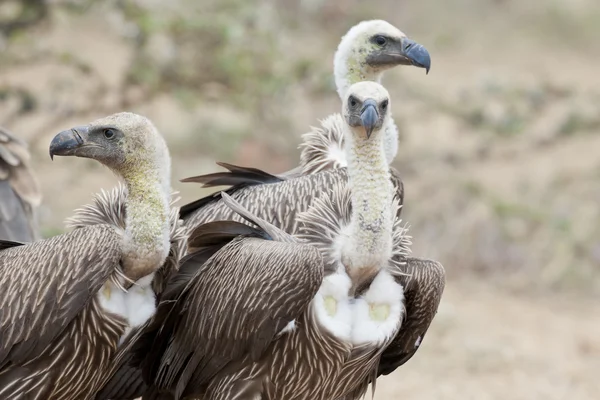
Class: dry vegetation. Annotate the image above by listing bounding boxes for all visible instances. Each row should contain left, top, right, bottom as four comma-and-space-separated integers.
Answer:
0, 0, 599, 398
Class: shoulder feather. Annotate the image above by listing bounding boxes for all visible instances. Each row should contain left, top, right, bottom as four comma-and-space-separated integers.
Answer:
179, 162, 284, 219
65, 184, 188, 296
0, 224, 121, 367
298, 113, 347, 175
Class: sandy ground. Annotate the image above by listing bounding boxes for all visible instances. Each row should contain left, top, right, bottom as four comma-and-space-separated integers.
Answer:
374, 279, 600, 400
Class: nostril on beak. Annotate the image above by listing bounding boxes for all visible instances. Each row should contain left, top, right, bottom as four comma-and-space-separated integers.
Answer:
71, 128, 84, 145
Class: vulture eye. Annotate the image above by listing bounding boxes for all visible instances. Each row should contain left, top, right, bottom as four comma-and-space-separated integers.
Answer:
381, 100, 389, 110
349, 97, 358, 109
103, 129, 115, 139
374, 35, 387, 47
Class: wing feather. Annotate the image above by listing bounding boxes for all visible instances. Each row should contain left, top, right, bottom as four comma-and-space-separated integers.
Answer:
378, 257, 445, 376
0, 224, 122, 367
137, 236, 324, 399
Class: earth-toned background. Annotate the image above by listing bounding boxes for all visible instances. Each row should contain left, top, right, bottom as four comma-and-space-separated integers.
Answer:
1, 0, 598, 398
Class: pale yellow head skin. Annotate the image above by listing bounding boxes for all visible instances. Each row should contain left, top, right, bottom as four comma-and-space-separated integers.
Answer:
52, 112, 172, 283
334, 20, 408, 165
334, 20, 408, 99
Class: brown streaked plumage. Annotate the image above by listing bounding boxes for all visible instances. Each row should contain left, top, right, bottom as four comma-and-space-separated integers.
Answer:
0, 112, 181, 399
98, 185, 442, 400
0, 126, 41, 242
98, 83, 445, 400
0, 224, 124, 399
180, 164, 404, 238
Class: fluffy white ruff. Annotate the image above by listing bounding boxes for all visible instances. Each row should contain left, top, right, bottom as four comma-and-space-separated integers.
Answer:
312, 270, 405, 346
350, 270, 405, 345
67, 184, 188, 339
98, 273, 157, 344
312, 272, 353, 341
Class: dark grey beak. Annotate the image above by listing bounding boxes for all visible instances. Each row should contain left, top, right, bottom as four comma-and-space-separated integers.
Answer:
402, 38, 431, 74
360, 99, 379, 139
49, 126, 88, 160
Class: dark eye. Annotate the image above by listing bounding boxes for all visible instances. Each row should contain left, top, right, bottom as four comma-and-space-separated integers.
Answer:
349, 97, 358, 108
381, 100, 388, 110
103, 129, 115, 139
375, 35, 387, 46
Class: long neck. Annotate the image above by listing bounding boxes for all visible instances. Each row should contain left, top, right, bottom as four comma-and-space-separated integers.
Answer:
120, 160, 171, 284
334, 52, 397, 164
342, 130, 394, 283
334, 53, 383, 100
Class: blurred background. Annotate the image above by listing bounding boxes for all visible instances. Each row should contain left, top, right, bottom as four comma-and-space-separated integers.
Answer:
1, 0, 599, 398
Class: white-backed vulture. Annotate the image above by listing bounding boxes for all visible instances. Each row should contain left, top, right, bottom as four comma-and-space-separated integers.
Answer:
97, 82, 445, 400
0, 126, 41, 242
288, 19, 431, 176
178, 20, 430, 235
0, 112, 185, 399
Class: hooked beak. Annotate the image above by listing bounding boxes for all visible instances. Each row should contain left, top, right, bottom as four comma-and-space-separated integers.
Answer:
367, 37, 431, 74
360, 99, 379, 139
49, 126, 88, 160
402, 38, 431, 74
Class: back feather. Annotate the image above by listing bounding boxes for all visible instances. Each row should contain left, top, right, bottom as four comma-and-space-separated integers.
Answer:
179, 162, 284, 218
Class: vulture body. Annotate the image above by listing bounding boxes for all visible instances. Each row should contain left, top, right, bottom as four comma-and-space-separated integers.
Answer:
0, 126, 41, 242
0, 112, 183, 399
98, 83, 445, 400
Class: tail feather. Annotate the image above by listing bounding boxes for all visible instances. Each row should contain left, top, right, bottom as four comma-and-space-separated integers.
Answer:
0, 239, 25, 250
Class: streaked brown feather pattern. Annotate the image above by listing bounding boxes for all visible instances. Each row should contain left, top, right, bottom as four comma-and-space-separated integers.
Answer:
183, 167, 404, 237
0, 184, 188, 400
99, 167, 442, 399
136, 236, 325, 400
0, 224, 125, 399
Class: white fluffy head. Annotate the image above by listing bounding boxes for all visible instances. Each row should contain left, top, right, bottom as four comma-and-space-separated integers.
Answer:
342, 81, 391, 142
334, 20, 407, 99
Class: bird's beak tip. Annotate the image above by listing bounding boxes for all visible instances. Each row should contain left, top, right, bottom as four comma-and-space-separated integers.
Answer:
360, 99, 379, 139
403, 39, 431, 74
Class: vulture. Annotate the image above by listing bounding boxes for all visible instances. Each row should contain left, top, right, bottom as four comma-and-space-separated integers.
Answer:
0, 112, 187, 399
293, 19, 431, 176
97, 82, 445, 400
179, 19, 430, 234
0, 126, 41, 242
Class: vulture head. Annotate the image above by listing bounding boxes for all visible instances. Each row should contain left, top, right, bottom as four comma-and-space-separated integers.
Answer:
49, 112, 170, 187
343, 81, 391, 141
334, 19, 431, 99
49, 112, 172, 283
